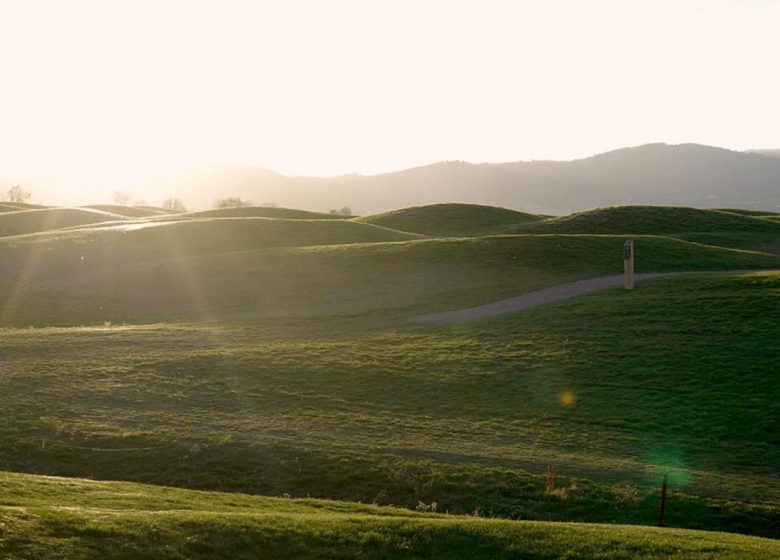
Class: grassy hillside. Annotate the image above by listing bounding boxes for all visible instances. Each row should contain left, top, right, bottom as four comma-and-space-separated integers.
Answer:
1, 472, 778, 560
522, 206, 780, 253
2, 202, 779, 548
357, 203, 541, 236
19, 216, 419, 255
1, 233, 777, 326
0, 207, 127, 237
525, 205, 780, 235
83, 204, 170, 218
1, 271, 778, 538
175, 206, 352, 220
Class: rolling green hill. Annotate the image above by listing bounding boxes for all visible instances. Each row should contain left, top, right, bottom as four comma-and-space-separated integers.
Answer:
356, 203, 542, 236
524, 205, 780, 235
0, 471, 778, 559
0, 232, 777, 326
523, 206, 780, 254
20, 215, 420, 255
0, 207, 127, 237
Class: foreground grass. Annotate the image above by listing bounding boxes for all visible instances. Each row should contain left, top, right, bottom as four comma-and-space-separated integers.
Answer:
1, 271, 778, 537
0, 472, 778, 559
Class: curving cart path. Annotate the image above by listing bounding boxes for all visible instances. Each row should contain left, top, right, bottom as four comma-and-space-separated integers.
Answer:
413, 273, 673, 325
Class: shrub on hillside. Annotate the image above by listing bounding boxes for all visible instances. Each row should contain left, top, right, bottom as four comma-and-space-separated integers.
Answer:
215, 197, 252, 208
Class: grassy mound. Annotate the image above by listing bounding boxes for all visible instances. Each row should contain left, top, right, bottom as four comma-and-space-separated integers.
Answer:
526, 205, 780, 235
0, 207, 126, 237
83, 204, 169, 218
1, 272, 779, 538
177, 206, 350, 220
356, 203, 541, 236
0, 233, 776, 326
0, 472, 778, 559
67, 216, 419, 254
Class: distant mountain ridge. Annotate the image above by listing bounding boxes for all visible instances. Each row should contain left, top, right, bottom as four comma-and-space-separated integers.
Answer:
6, 143, 780, 214
172, 143, 780, 215
747, 149, 780, 158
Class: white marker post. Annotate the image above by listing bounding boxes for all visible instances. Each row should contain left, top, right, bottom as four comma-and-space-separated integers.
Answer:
623, 239, 635, 289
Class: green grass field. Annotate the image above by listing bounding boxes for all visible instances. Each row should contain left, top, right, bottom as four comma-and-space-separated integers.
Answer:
0, 203, 778, 556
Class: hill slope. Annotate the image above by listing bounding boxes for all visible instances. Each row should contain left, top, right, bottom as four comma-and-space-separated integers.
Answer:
0, 207, 126, 237
1, 232, 777, 326
521, 206, 780, 254
174, 206, 351, 220
524, 206, 780, 234
1, 471, 778, 559
356, 203, 541, 236
0, 203, 47, 213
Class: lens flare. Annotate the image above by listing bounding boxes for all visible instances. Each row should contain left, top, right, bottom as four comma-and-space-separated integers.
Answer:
560, 390, 577, 407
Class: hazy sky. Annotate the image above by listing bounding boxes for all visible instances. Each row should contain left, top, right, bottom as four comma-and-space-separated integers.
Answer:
1, 0, 779, 197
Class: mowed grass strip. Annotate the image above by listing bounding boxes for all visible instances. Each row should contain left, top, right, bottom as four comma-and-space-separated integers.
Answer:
1, 271, 778, 537
0, 472, 778, 560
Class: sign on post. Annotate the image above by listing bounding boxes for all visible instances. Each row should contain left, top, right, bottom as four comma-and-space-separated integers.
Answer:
623, 240, 635, 289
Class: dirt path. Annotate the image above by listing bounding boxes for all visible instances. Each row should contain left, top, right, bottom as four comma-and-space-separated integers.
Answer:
413, 273, 672, 325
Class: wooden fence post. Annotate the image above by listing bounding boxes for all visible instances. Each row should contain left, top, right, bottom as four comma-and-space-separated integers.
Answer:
658, 473, 668, 527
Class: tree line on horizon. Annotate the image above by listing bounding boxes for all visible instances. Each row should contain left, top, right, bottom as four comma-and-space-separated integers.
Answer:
3, 186, 352, 216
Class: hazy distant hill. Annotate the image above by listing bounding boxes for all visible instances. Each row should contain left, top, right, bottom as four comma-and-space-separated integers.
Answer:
174, 144, 780, 214
747, 149, 780, 158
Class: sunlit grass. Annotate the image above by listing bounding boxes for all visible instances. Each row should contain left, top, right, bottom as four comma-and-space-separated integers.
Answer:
0, 471, 778, 560
1, 272, 778, 537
